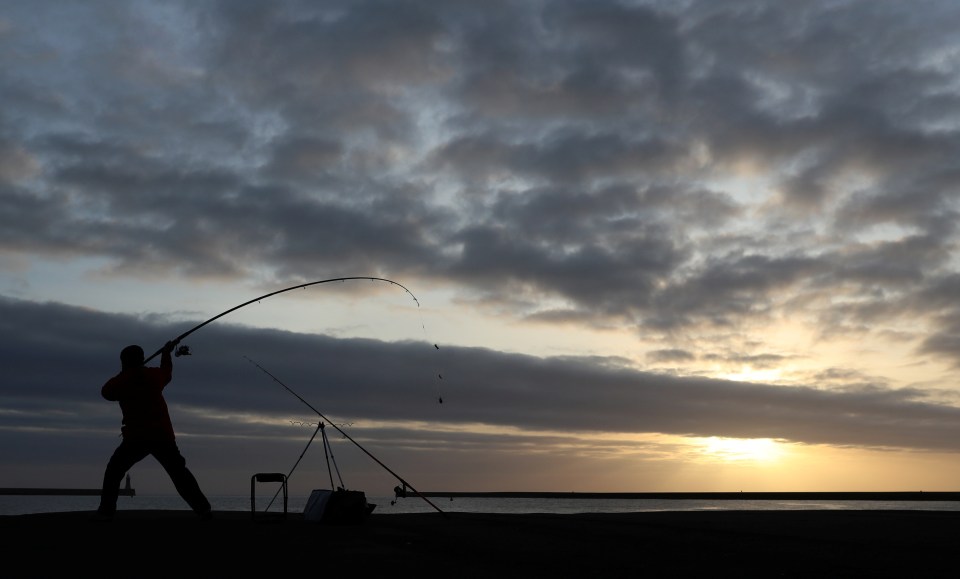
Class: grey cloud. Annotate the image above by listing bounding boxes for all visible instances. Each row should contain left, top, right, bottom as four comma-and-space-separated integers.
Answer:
543, 0, 686, 94
447, 221, 680, 319
3, 1, 960, 394
647, 349, 695, 364
646, 253, 822, 329
6, 297, 960, 456
211, 0, 445, 87
264, 136, 344, 181
435, 131, 686, 184
452, 1, 685, 119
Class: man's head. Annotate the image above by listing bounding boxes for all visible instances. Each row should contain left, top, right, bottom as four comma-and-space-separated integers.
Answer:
120, 345, 145, 370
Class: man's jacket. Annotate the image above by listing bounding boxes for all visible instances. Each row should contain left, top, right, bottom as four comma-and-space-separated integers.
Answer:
102, 350, 176, 441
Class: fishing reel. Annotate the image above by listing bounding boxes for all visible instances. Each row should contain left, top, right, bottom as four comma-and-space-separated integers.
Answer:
391, 484, 409, 505
174, 344, 191, 357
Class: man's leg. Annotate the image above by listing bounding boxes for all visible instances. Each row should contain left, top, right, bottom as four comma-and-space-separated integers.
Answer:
98, 439, 147, 517
153, 441, 212, 517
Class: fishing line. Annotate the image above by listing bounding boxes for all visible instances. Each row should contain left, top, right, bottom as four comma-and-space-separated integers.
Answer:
145, 275, 447, 404
243, 355, 447, 516
411, 297, 446, 404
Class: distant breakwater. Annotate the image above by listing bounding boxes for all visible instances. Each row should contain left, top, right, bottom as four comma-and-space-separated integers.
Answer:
0, 488, 134, 496
399, 491, 960, 501
1, 474, 135, 496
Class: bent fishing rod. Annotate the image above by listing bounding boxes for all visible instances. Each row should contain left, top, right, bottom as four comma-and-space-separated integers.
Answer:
243, 355, 447, 517
144, 276, 419, 365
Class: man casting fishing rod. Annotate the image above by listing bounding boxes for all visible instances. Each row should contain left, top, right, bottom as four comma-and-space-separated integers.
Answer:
92, 277, 443, 519
96, 339, 212, 521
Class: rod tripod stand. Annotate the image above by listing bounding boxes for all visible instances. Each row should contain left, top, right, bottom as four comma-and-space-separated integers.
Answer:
266, 420, 343, 511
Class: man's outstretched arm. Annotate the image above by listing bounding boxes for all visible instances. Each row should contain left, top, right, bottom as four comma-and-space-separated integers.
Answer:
159, 340, 178, 380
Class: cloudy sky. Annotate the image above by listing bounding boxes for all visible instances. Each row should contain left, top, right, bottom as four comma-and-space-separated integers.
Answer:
4, 0, 960, 501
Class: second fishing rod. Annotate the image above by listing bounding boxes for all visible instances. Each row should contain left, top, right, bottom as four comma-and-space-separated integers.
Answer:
244, 356, 447, 517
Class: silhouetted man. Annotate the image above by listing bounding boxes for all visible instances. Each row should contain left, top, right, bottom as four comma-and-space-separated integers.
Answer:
96, 340, 212, 520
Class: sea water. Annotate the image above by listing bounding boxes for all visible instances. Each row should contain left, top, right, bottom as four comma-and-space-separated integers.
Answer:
4, 494, 960, 516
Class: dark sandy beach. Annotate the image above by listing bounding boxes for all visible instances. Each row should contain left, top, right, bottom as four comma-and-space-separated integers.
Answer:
4, 509, 958, 577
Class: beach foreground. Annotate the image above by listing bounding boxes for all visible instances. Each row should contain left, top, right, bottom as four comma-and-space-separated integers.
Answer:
5, 509, 958, 577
